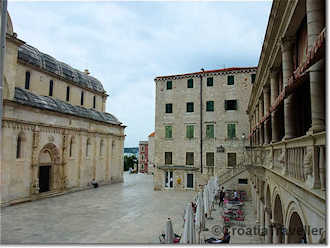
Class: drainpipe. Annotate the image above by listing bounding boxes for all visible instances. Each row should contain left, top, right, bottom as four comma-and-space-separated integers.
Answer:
200, 68, 204, 175
0, 0, 8, 167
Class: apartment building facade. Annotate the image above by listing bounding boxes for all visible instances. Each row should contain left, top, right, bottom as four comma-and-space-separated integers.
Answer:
153, 67, 257, 191
246, 0, 325, 243
138, 141, 148, 173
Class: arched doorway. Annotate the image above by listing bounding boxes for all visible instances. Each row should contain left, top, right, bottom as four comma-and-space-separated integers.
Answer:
288, 212, 306, 243
273, 194, 284, 243
38, 143, 61, 193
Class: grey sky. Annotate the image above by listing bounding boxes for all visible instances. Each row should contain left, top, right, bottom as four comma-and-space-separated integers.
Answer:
8, 1, 272, 147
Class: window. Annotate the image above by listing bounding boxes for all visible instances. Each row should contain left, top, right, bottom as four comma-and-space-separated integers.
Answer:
225, 100, 237, 110
187, 174, 194, 188
206, 101, 214, 112
187, 79, 193, 88
86, 138, 91, 157
165, 103, 173, 113
165, 126, 172, 139
69, 138, 73, 157
251, 74, 256, 84
81, 91, 84, 106
16, 135, 22, 159
100, 140, 104, 156
49, 80, 54, 96
206, 152, 214, 167
186, 102, 194, 112
25, 71, 30, 89
206, 124, 214, 138
165, 152, 172, 165
186, 152, 194, 165
165, 171, 173, 188
66, 86, 70, 101
186, 125, 194, 139
227, 123, 236, 139
228, 153, 237, 167
141, 154, 145, 161
141, 145, 144, 152
93, 96, 96, 109
207, 77, 213, 86
166, 81, 172, 90
238, 178, 248, 184
227, 75, 234, 85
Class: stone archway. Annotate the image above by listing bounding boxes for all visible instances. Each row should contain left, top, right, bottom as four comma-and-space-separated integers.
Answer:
273, 194, 284, 243
36, 143, 62, 194
287, 212, 306, 243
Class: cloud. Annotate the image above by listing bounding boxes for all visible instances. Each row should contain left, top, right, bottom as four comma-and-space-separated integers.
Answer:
8, 1, 272, 147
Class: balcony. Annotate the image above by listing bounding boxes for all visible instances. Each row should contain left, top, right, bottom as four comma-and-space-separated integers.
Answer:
248, 132, 325, 198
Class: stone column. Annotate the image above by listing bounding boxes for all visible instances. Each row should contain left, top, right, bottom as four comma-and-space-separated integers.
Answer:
272, 220, 279, 244
264, 86, 271, 144
256, 190, 260, 224
307, 0, 325, 133
259, 98, 264, 145
270, 67, 280, 142
260, 200, 265, 240
281, 36, 297, 140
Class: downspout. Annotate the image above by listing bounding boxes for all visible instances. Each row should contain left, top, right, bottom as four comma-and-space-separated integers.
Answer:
200, 69, 204, 174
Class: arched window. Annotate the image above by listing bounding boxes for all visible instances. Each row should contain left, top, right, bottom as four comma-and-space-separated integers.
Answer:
86, 138, 91, 157
100, 139, 104, 156
66, 86, 70, 101
93, 96, 96, 109
25, 71, 30, 89
81, 91, 84, 106
69, 137, 73, 157
49, 80, 54, 96
16, 133, 24, 159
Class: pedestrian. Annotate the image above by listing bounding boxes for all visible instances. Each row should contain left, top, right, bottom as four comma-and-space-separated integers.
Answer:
219, 187, 225, 207
234, 190, 238, 201
91, 178, 98, 188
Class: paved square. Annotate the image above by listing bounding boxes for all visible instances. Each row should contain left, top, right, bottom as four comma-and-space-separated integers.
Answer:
1, 173, 195, 244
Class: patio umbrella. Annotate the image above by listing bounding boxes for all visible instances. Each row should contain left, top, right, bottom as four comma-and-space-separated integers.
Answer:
203, 185, 210, 217
195, 192, 205, 243
165, 218, 174, 244
181, 203, 196, 244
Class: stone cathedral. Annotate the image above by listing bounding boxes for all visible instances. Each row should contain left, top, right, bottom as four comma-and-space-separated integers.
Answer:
1, 11, 125, 206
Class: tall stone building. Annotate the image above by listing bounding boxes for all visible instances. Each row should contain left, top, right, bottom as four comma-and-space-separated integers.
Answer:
153, 67, 257, 191
246, 0, 325, 243
138, 141, 148, 173
1, 11, 125, 206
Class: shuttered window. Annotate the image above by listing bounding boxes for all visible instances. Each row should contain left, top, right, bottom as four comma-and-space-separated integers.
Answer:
207, 77, 213, 86
187, 79, 193, 88
227, 124, 236, 139
224, 100, 237, 110
165, 126, 172, 138
187, 102, 194, 112
251, 74, 256, 84
186, 152, 194, 165
227, 75, 234, 85
49, 80, 54, 96
66, 86, 70, 101
186, 125, 194, 139
206, 152, 214, 167
165, 103, 173, 113
206, 124, 214, 138
81, 91, 84, 106
165, 152, 172, 165
187, 174, 194, 188
228, 153, 237, 167
25, 71, 30, 89
167, 81, 172, 90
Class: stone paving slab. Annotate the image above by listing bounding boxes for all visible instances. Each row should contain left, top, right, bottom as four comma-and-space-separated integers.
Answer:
1, 173, 194, 244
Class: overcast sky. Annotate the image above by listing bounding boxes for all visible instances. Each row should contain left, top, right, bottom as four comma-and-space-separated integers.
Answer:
8, 1, 272, 147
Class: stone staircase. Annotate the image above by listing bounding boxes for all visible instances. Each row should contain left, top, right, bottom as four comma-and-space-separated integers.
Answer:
217, 163, 248, 185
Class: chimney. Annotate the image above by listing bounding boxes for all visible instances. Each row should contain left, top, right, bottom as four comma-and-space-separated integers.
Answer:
84, 69, 90, 75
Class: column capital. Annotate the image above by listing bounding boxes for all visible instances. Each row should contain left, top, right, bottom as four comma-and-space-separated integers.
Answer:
280, 36, 296, 51
270, 66, 280, 78
263, 85, 270, 93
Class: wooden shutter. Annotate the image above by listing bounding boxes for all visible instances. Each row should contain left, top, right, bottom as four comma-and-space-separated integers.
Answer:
186, 125, 194, 138
228, 124, 236, 138
187, 174, 194, 188
206, 125, 214, 138
165, 126, 172, 138
206, 152, 214, 167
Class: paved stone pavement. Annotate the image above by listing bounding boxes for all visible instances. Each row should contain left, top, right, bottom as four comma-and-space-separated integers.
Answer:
1, 173, 195, 244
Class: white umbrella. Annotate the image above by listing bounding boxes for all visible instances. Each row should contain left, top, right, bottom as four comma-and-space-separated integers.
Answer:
195, 192, 205, 243
203, 185, 209, 217
181, 203, 196, 244
165, 218, 174, 244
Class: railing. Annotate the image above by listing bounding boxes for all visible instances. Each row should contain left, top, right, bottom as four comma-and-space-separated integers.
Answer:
218, 162, 247, 185
250, 132, 326, 191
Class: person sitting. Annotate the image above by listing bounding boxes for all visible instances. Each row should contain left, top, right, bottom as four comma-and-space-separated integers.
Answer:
91, 178, 98, 188
205, 227, 230, 244
233, 191, 239, 201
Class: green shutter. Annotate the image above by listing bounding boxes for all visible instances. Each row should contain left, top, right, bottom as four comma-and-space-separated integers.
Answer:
187, 102, 194, 112
187, 79, 193, 88
227, 124, 236, 139
207, 77, 213, 86
206, 101, 214, 111
165, 126, 172, 138
167, 81, 172, 89
206, 125, 214, 138
186, 125, 194, 138
227, 75, 234, 85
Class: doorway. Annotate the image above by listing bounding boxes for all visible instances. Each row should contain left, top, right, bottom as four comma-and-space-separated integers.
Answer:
39, 166, 51, 193
165, 171, 173, 188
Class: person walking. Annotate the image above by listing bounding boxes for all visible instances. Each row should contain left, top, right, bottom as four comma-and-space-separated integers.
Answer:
219, 187, 225, 207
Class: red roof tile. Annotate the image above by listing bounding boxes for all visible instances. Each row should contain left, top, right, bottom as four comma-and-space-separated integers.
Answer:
148, 132, 155, 137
